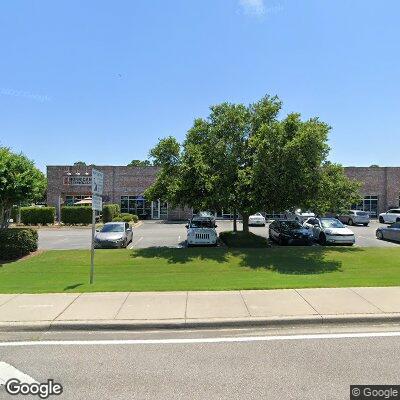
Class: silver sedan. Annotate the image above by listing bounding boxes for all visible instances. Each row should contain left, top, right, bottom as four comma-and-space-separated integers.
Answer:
376, 222, 400, 243
94, 222, 133, 248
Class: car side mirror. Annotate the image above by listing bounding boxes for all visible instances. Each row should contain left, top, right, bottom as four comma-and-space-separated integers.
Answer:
126, 228, 132, 232
185, 224, 189, 229
214, 224, 218, 228
95, 228, 100, 232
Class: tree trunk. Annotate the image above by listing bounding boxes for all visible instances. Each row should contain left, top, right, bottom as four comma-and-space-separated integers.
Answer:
242, 213, 249, 233
233, 209, 237, 232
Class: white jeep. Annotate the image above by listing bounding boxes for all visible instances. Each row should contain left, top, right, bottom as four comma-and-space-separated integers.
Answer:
186, 216, 218, 247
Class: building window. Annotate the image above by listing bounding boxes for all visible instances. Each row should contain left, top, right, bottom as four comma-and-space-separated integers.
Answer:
120, 196, 151, 218
352, 195, 379, 217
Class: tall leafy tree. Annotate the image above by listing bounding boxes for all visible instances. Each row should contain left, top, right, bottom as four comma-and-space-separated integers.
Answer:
0, 147, 46, 229
146, 95, 361, 232
127, 159, 152, 167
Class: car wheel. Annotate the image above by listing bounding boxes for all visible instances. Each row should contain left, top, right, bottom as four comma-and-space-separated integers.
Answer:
379, 216, 384, 223
278, 236, 286, 246
363, 223, 369, 227
348, 219, 354, 226
376, 230, 383, 240
319, 233, 327, 245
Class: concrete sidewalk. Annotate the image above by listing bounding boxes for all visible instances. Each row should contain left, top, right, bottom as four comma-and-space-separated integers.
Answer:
1, 287, 400, 331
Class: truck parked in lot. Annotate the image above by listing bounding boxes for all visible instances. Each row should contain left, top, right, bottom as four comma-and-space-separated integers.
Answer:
186, 215, 218, 247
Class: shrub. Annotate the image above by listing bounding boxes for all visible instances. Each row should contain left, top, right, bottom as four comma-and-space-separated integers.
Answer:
112, 213, 138, 223
102, 204, 120, 223
20, 206, 55, 225
61, 206, 92, 224
0, 228, 38, 260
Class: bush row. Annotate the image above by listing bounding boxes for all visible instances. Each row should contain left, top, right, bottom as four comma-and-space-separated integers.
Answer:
20, 207, 55, 225
0, 228, 38, 260
61, 206, 92, 224
102, 204, 120, 223
112, 213, 139, 223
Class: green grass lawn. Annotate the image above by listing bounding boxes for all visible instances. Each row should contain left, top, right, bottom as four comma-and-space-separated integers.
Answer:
0, 247, 399, 293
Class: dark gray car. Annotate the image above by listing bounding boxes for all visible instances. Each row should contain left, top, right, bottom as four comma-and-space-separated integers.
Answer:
376, 222, 400, 243
94, 222, 133, 248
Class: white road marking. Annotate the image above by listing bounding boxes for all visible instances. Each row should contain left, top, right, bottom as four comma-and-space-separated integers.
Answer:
0, 362, 38, 386
0, 331, 400, 347
131, 236, 143, 247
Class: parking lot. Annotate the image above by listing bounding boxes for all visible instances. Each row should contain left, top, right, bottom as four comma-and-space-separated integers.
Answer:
38, 219, 400, 250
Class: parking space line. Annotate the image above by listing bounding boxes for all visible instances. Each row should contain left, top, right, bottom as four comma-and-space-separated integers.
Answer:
131, 236, 143, 248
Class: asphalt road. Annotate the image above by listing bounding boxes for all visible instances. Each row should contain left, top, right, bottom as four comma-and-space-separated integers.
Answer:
38, 220, 400, 250
1, 324, 400, 399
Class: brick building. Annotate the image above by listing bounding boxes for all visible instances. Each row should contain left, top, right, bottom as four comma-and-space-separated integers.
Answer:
47, 165, 400, 219
344, 167, 400, 217
46, 165, 192, 220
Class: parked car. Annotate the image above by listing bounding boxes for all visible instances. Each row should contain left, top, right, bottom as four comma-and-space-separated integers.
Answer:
186, 216, 218, 246
376, 222, 400, 242
303, 217, 355, 245
269, 220, 313, 245
337, 210, 370, 226
378, 209, 400, 224
284, 209, 315, 222
248, 212, 266, 226
94, 222, 133, 248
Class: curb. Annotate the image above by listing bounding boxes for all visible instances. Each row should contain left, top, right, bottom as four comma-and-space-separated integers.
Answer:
1, 313, 400, 332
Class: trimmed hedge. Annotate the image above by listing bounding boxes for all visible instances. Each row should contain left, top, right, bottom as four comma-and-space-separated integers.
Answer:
20, 207, 55, 225
0, 228, 38, 260
112, 213, 139, 223
102, 204, 120, 223
61, 206, 92, 224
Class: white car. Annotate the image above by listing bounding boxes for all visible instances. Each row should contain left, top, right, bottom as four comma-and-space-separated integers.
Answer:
186, 216, 218, 247
303, 217, 355, 245
284, 209, 315, 222
249, 212, 266, 226
379, 209, 400, 224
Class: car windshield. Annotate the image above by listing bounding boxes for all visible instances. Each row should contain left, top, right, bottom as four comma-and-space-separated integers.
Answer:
190, 220, 213, 228
356, 211, 368, 216
281, 221, 302, 229
100, 224, 124, 233
252, 213, 262, 217
321, 219, 345, 229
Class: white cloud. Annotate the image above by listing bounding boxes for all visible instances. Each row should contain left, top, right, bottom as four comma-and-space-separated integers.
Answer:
238, 0, 265, 16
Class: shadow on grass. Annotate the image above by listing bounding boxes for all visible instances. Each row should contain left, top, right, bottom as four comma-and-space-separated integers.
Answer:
64, 283, 84, 291
234, 246, 364, 274
131, 246, 364, 275
131, 246, 230, 264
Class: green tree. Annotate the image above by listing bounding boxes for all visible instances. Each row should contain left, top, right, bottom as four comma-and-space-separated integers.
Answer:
127, 159, 152, 167
73, 161, 86, 166
146, 95, 361, 233
0, 148, 46, 229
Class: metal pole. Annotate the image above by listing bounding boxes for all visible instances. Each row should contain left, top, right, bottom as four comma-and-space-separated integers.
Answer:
90, 209, 96, 284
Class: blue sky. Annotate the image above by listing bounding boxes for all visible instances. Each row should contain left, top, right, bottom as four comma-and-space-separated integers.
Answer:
1, 0, 399, 171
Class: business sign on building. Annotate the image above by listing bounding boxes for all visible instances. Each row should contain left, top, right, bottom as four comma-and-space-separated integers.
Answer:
63, 176, 92, 186
92, 169, 104, 196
